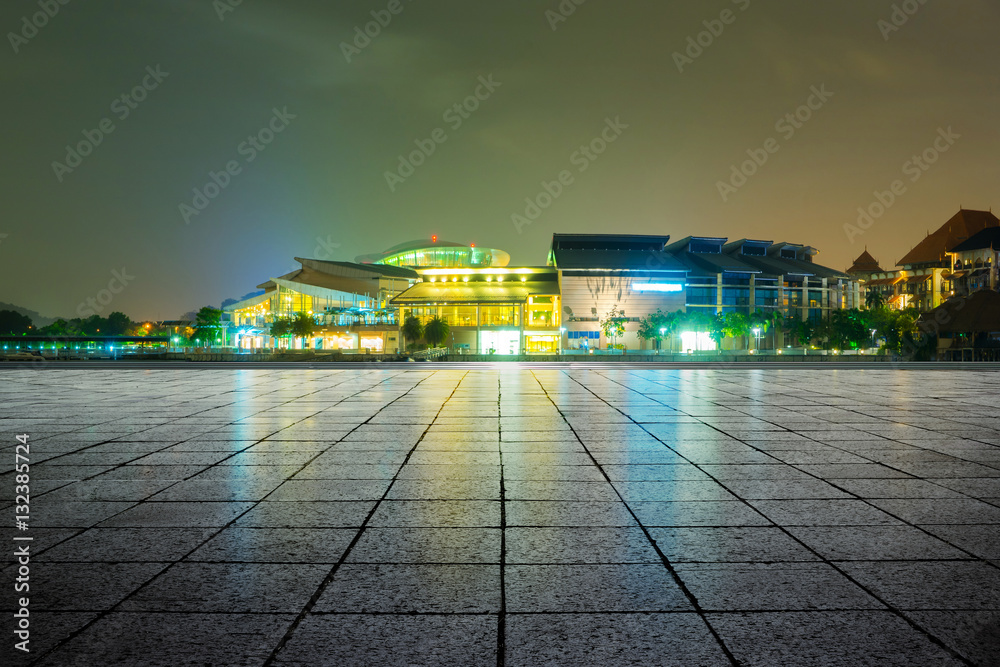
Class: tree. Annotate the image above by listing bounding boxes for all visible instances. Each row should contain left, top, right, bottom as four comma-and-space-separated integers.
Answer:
788, 319, 814, 347
637, 309, 681, 351
193, 306, 223, 344
600, 305, 628, 349
105, 311, 132, 336
401, 316, 424, 351
291, 312, 316, 345
0, 310, 33, 335
865, 289, 886, 310
79, 315, 105, 336
722, 312, 750, 349
40, 318, 80, 337
424, 316, 450, 348
269, 317, 292, 344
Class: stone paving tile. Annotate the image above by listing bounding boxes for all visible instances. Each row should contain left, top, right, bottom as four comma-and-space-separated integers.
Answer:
505, 613, 729, 666
649, 526, 820, 563
119, 563, 328, 612
785, 525, 969, 561
186, 527, 355, 563
315, 564, 501, 613
839, 561, 1000, 610
347, 527, 501, 563
506, 500, 638, 527
629, 500, 774, 527
708, 611, 964, 666
2, 562, 168, 612
902, 611, 1000, 666
369, 500, 501, 527
676, 562, 885, 611
747, 499, 904, 526
273, 614, 497, 666
98, 501, 254, 527
506, 526, 661, 564
234, 500, 374, 527
0, 612, 99, 659
833, 478, 965, 498
35, 613, 295, 666
867, 498, 1000, 524
506, 564, 692, 612
6, 367, 1000, 665
36, 528, 216, 562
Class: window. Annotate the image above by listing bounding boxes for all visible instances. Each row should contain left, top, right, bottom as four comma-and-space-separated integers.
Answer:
741, 245, 767, 256
780, 248, 797, 259
690, 240, 722, 254
687, 287, 716, 306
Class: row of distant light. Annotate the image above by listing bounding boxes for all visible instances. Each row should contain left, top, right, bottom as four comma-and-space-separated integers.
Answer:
427, 275, 526, 283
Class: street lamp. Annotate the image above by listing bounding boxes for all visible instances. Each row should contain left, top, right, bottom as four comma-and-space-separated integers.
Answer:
870, 328, 877, 350
752, 327, 761, 353
659, 327, 666, 353
559, 327, 566, 356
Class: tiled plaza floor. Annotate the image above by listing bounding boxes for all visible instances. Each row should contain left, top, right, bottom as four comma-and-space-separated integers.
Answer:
2, 367, 999, 666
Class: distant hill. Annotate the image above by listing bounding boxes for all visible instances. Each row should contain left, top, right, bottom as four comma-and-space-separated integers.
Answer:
0, 303, 61, 328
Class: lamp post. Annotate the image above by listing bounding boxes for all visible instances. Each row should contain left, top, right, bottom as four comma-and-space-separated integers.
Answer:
659, 327, 666, 354
752, 327, 761, 353
870, 328, 877, 351
559, 327, 565, 356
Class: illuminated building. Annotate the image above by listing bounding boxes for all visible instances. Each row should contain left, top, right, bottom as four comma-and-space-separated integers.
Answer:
550, 234, 858, 351
856, 209, 999, 312
391, 267, 561, 354
225, 258, 417, 352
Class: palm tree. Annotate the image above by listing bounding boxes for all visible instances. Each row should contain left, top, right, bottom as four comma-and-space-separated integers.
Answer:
424, 316, 450, 348
865, 289, 886, 310
401, 316, 424, 351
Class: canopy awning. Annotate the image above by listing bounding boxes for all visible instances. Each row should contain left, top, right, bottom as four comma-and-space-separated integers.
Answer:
391, 280, 559, 305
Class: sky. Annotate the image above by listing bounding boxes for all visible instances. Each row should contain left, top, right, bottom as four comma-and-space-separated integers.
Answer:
2, 0, 998, 321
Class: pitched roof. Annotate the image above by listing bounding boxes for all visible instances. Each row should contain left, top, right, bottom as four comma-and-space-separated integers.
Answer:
897, 209, 999, 267
918, 290, 1000, 333
296, 258, 419, 279
949, 226, 1000, 254
846, 249, 883, 274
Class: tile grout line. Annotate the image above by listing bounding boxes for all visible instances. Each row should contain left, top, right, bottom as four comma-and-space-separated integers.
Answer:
261, 369, 469, 666
496, 373, 507, 667
26, 369, 412, 666
529, 369, 742, 667
588, 368, 982, 666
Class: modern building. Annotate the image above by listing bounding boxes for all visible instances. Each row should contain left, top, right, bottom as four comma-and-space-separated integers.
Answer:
854, 209, 999, 311
391, 267, 562, 354
225, 258, 417, 351
550, 233, 858, 351
224, 232, 859, 355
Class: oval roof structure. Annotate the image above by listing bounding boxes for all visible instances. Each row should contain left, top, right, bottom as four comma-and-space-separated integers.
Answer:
356, 238, 511, 268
